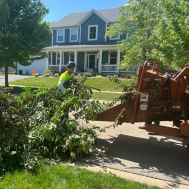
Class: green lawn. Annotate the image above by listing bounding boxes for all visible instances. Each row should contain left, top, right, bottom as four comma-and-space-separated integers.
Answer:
0, 162, 160, 189
0, 73, 12, 76
0, 85, 120, 101
9, 77, 136, 92
92, 91, 120, 101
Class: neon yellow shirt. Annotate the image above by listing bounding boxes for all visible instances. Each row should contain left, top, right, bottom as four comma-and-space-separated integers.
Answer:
58, 71, 76, 85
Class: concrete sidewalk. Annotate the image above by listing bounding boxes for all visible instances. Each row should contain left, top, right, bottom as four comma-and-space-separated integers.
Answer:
0, 75, 33, 84
77, 121, 189, 188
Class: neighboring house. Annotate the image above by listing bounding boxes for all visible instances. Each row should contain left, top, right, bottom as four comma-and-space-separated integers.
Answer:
17, 8, 138, 75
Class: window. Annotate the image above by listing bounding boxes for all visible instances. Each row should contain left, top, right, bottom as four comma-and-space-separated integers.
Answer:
57, 30, 64, 42
110, 51, 117, 64
110, 33, 120, 40
70, 28, 78, 42
126, 32, 131, 38
88, 25, 98, 41
69, 52, 74, 62
108, 24, 120, 40
57, 53, 60, 65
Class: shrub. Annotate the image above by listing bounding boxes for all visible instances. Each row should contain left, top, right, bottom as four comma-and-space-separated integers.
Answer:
45, 73, 50, 77
96, 75, 102, 77
114, 75, 118, 78
43, 70, 52, 77
77, 74, 81, 77
0, 76, 105, 173
125, 74, 131, 78
54, 73, 59, 77
131, 75, 138, 79
34, 73, 39, 77
84, 72, 91, 77
101, 73, 108, 77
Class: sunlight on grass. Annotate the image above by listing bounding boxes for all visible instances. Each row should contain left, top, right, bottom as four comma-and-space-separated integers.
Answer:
9, 77, 136, 92
0, 162, 160, 189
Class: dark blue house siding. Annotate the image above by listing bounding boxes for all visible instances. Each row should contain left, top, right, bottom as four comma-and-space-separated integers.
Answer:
53, 28, 80, 46
81, 13, 106, 43
77, 52, 85, 71
102, 51, 109, 64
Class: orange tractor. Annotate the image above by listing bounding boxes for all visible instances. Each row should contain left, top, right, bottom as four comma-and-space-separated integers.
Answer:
95, 60, 189, 158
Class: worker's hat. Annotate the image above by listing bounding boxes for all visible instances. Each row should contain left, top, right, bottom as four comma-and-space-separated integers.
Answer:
67, 61, 75, 68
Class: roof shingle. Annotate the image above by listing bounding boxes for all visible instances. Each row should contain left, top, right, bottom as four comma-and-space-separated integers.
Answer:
49, 8, 120, 28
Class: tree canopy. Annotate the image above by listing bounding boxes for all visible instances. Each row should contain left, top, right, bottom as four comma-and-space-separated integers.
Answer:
0, 0, 51, 86
106, 0, 189, 69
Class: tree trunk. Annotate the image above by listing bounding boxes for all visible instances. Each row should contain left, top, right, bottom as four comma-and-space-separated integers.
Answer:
4, 64, 9, 87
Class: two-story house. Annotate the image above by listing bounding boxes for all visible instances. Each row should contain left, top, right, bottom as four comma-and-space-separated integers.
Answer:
17, 8, 137, 75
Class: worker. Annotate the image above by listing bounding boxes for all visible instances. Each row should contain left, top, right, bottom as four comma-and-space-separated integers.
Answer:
139, 121, 160, 135
58, 61, 76, 91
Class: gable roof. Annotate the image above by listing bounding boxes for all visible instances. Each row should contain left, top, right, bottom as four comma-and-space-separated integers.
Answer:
50, 8, 120, 28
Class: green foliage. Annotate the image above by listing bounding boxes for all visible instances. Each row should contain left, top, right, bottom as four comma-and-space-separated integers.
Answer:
106, 0, 162, 68
84, 72, 91, 77
150, 0, 189, 68
0, 76, 105, 173
131, 75, 137, 79
106, 0, 189, 69
34, 73, 39, 77
125, 74, 131, 79
45, 73, 50, 77
101, 73, 108, 77
0, 0, 51, 86
96, 75, 102, 77
77, 74, 81, 77
113, 75, 118, 78
54, 73, 59, 77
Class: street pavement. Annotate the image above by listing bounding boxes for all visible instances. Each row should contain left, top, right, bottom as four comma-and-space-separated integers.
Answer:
78, 121, 189, 188
0, 75, 33, 84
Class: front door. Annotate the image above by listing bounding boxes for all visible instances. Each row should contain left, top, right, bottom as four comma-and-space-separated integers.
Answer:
86, 54, 96, 71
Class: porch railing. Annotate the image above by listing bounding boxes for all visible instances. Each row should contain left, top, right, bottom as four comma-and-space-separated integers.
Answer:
101, 65, 117, 72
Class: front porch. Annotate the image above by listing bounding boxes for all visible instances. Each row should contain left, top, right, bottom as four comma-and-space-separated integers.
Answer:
44, 46, 138, 75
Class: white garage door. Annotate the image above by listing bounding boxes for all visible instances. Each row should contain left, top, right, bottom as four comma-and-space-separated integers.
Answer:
19, 58, 46, 76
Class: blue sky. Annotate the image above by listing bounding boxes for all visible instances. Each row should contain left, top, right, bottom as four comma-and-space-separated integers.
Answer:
42, 0, 126, 22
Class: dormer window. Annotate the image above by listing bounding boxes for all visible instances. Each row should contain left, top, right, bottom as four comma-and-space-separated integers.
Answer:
109, 24, 120, 40
70, 28, 78, 42
88, 25, 98, 41
57, 29, 64, 42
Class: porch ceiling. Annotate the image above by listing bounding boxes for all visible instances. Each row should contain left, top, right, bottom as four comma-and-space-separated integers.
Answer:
42, 44, 118, 52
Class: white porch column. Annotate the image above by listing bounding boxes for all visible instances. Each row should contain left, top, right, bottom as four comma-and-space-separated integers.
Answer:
74, 50, 77, 73
46, 51, 48, 71
59, 51, 62, 73
84, 51, 86, 71
117, 51, 121, 73
51, 52, 52, 66
98, 49, 102, 73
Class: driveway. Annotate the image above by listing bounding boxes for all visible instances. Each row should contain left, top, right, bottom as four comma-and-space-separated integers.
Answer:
0, 75, 33, 84
78, 121, 189, 188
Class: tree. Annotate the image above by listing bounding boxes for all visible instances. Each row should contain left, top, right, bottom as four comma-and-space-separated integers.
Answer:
107, 0, 189, 69
106, 0, 162, 69
0, 0, 51, 87
151, 0, 189, 68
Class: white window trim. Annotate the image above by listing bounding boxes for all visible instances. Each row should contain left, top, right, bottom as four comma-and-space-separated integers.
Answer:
57, 29, 65, 43
108, 51, 117, 65
70, 28, 78, 42
88, 25, 98, 41
109, 24, 120, 40
110, 32, 120, 40
69, 52, 75, 62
